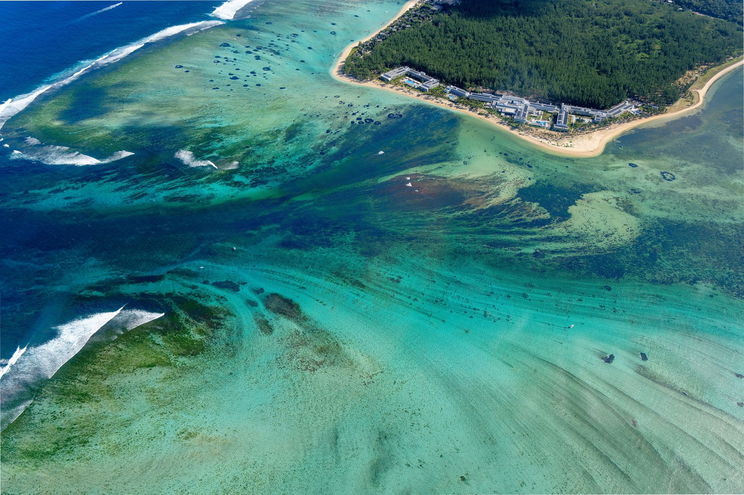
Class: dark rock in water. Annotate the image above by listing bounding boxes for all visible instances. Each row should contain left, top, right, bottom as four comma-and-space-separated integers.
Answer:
252, 287, 265, 295
629, 188, 641, 194
602, 353, 615, 363
387, 113, 403, 119
126, 274, 165, 284
279, 86, 286, 90
660, 171, 676, 181
220, 42, 231, 47
330, 31, 337, 35
255, 55, 261, 60
256, 83, 261, 86
735, 372, 743, 378
737, 402, 744, 407
264, 293, 304, 321
640, 352, 648, 361
374, 121, 381, 125
230, 76, 239, 80
262, 66, 271, 71
212, 87, 220, 90
364, 118, 374, 123
246, 299, 258, 307
628, 162, 638, 168
175, 64, 184, 69
212, 280, 241, 292
254, 315, 273, 335
184, 70, 190, 73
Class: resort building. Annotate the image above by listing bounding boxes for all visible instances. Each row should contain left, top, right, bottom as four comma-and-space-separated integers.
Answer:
380, 67, 409, 82
381, 67, 637, 130
380, 66, 440, 91
553, 104, 569, 131
445, 85, 470, 98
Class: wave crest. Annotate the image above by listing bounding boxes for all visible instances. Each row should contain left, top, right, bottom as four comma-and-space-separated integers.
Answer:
212, 0, 257, 20
0, 307, 164, 429
0, 20, 223, 131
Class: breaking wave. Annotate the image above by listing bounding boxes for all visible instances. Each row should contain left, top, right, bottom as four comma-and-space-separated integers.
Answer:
175, 149, 218, 168
0, 346, 28, 379
0, 307, 164, 429
0, 20, 224, 131
10, 139, 134, 166
212, 0, 258, 20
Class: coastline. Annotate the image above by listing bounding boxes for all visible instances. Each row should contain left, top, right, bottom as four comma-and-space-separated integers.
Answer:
331, 2, 743, 158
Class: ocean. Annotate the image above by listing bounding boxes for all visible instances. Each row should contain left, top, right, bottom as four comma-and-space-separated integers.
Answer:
0, 0, 742, 492
0, 1, 222, 101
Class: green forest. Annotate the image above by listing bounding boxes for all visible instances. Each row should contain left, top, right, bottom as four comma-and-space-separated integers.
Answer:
344, 0, 742, 108
669, 0, 742, 25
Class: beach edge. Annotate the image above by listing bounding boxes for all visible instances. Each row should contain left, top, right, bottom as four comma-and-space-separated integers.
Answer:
329, 2, 743, 158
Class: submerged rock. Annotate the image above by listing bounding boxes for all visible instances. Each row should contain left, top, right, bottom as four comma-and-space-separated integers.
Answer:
264, 293, 304, 321
640, 352, 648, 361
254, 315, 273, 335
628, 162, 638, 168
602, 353, 615, 363
660, 171, 676, 181
211, 280, 241, 292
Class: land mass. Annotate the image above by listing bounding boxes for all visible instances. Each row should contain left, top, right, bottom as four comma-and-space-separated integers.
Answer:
333, 0, 743, 157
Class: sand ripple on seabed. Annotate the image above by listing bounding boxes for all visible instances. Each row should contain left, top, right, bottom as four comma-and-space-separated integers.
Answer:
2, 255, 742, 494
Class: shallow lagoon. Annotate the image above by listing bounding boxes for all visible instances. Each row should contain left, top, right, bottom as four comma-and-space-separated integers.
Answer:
1, 0, 743, 493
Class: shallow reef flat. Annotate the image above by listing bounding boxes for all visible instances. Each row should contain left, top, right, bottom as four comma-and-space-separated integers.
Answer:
2, 251, 743, 493
0, 0, 742, 493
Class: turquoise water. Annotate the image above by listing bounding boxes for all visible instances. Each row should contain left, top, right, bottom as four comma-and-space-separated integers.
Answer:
1, 0, 743, 493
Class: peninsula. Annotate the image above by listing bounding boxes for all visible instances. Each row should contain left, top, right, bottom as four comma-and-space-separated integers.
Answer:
333, 0, 743, 157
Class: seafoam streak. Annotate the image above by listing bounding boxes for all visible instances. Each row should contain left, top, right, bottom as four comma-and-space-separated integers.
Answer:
76, 2, 124, 22
175, 149, 218, 169
0, 20, 224, 131
10, 143, 134, 166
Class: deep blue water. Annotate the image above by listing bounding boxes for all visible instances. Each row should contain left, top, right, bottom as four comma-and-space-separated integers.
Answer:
0, 1, 219, 101
0, 1, 219, 354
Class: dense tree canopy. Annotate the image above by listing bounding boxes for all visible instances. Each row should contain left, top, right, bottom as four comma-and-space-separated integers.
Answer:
344, 0, 741, 108
669, 0, 742, 25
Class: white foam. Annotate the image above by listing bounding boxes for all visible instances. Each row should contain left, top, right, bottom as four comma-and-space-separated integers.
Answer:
212, 0, 257, 20
0, 307, 164, 429
0, 20, 223, 131
0, 346, 28, 379
76, 2, 123, 22
10, 143, 134, 166
175, 149, 218, 168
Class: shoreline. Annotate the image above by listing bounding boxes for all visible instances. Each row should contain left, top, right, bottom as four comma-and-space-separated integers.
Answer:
331, 2, 743, 158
